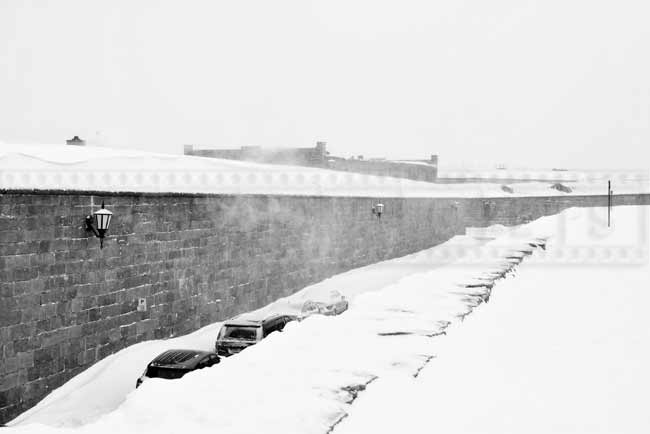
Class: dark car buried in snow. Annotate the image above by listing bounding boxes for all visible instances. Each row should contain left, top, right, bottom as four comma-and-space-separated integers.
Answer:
136, 349, 220, 388
215, 313, 298, 357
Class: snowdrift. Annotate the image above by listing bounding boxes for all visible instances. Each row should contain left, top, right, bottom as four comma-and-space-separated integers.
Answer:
9, 211, 569, 433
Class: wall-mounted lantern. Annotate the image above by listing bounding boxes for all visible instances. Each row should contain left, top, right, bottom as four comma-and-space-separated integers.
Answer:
372, 203, 384, 219
85, 201, 113, 248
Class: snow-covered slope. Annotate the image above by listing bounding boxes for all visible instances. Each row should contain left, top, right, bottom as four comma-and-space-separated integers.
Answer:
2, 143, 648, 197
337, 205, 650, 434
5, 230, 491, 429
8, 205, 649, 434
7, 204, 598, 433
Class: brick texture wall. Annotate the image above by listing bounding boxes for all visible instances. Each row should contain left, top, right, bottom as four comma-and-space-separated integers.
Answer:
0, 191, 648, 422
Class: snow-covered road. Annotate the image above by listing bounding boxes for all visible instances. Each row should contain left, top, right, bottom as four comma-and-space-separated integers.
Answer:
7, 205, 648, 434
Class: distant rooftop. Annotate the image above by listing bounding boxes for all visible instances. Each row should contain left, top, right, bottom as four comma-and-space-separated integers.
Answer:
66, 136, 86, 146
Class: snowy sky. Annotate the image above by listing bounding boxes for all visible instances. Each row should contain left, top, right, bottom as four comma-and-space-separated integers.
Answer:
1, 0, 649, 169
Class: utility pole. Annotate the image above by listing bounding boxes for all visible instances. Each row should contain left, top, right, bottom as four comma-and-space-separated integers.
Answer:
608, 180, 612, 227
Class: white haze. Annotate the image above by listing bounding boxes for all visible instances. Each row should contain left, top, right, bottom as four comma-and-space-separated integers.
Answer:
1, 0, 649, 169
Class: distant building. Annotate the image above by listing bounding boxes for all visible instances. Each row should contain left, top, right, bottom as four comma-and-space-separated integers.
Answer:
184, 142, 328, 167
66, 136, 86, 146
327, 154, 438, 183
184, 142, 438, 182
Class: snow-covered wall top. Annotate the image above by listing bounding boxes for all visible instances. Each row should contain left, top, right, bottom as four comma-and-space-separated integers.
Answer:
1, 144, 648, 197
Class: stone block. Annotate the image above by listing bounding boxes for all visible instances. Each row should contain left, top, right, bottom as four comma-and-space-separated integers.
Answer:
0, 372, 18, 391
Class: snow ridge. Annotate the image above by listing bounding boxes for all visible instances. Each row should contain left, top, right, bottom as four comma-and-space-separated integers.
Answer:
321, 238, 549, 434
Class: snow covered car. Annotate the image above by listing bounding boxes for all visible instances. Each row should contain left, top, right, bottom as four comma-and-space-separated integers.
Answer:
215, 313, 298, 357
136, 349, 220, 388
300, 290, 349, 317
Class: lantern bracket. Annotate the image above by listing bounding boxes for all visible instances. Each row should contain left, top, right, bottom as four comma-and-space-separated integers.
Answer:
372, 202, 384, 219
85, 201, 113, 249
85, 215, 100, 237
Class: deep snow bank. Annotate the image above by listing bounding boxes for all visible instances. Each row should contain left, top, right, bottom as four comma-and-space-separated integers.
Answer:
7, 235, 485, 429
336, 205, 650, 434
7, 211, 564, 433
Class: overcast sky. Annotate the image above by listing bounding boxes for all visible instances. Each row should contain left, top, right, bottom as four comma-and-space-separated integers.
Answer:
1, 0, 649, 169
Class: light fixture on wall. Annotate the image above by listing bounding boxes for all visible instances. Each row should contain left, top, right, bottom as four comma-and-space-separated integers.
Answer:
372, 202, 384, 219
85, 201, 113, 248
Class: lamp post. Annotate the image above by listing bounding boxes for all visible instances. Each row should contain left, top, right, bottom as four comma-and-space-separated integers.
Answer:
85, 201, 113, 248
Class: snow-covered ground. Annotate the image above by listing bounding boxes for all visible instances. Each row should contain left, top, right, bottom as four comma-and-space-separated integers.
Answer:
2, 143, 648, 197
9, 204, 647, 434
7, 229, 494, 429
7, 214, 554, 432
337, 206, 650, 434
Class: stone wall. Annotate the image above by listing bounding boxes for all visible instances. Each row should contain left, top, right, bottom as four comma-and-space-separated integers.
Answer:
0, 191, 648, 422
327, 159, 438, 183
184, 143, 327, 167
183, 143, 439, 182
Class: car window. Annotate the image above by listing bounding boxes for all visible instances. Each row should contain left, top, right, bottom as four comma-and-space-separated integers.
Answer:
146, 366, 189, 379
263, 321, 281, 337
198, 354, 219, 369
221, 326, 258, 341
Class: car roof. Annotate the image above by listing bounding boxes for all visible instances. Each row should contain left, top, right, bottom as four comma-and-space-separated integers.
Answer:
150, 349, 214, 369
223, 313, 293, 327
223, 319, 263, 327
